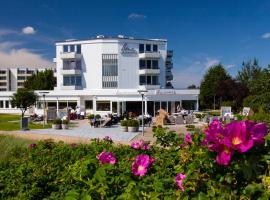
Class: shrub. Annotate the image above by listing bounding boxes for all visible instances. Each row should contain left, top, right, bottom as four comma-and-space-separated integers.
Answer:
0, 121, 269, 199
120, 120, 127, 127
53, 118, 62, 125
62, 119, 69, 125
95, 114, 101, 119
87, 114, 95, 120
127, 120, 139, 127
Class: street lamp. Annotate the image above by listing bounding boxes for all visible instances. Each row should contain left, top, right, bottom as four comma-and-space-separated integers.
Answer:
39, 91, 49, 127
137, 89, 148, 136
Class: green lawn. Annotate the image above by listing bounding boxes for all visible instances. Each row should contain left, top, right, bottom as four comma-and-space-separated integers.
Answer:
0, 135, 33, 161
0, 113, 21, 122
0, 121, 52, 131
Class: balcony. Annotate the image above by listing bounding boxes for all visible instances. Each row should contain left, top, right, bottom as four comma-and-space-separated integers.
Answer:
138, 85, 160, 90
166, 63, 173, 69
60, 84, 82, 90
60, 52, 82, 60
166, 57, 172, 62
139, 51, 161, 59
139, 69, 160, 75
167, 50, 173, 57
60, 67, 82, 75
166, 74, 173, 81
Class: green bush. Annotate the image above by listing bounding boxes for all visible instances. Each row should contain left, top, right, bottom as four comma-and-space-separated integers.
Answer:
120, 120, 127, 127
95, 114, 101, 119
185, 125, 195, 129
62, 119, 69, 125
127, 120, 139, 127
87, 114, 95, 120
53, 118, 62, 125
0, 126, 270, 199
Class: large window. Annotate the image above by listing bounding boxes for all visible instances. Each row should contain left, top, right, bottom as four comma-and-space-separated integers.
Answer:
146, 60, 151, 69
153, 44, 158, 52
102, 54, 118, 88
63, 75, 82, 86
139, 75, 159, 85
63, 45, 68, 52
0, 77, 6, 80
76, 45, 81, 53
139, 60, 145, 69
139, 60, 159, 70
139, 44, 144, 53
70, 45, 75, 52
152, 60, 158, 69
85, 100, 93, 109
146, 44, 151, 52
96, 101, 110, 111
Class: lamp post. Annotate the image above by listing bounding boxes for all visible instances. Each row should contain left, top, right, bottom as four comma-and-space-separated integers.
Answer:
138, 89, 148, 136
39, 91, 49, 127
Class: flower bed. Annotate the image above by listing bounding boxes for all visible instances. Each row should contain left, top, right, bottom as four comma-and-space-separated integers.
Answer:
0, 120, 270, 199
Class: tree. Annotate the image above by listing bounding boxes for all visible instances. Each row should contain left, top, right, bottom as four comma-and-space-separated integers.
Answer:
187, 84, 197, 89
237, 59, 261, 86
24, 69, 56, 90
199, 64, 231, 109
11, 88, 38, 117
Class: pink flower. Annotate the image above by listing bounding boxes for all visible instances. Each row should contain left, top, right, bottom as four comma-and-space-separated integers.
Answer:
28, 143, 37, 149
70, 143, 77, 148
175, 173, 186, 191
132, 154, 155, 176
131, 140, 150, 150
184, 133, 192, 144
97, 151, 117, 165
203, 120, 268, 166
103, 136, 113, 142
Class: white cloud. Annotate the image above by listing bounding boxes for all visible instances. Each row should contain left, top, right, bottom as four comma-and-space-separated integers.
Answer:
226, 64, 235, 69
22, 26, 36, 35
128, 13, 147, 19
0, 28, 17, 36
205, 58, 220, 69
172, 57, 221, 88
0, 42, 53, 68
262, 32, 270, 39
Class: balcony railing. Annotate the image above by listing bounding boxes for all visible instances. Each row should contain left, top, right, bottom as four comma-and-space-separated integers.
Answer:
60, 52, 82, 60
139, 51, 161, 59
139, 69, 160, 75
60, 84, 82, 90
60, 67, 82, 75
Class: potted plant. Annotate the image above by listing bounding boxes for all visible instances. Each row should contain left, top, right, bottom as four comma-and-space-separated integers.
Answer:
127, 119, 139, 132
52, 118, 62, 129
120, 120, 128, 132
62, 119, 69, 129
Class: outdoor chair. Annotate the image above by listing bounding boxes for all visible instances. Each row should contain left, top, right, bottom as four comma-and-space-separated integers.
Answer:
175, 115, 184, 125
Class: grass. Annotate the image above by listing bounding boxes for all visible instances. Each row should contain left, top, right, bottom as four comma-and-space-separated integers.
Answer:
0, 135, 33, 161
0, 113, 21, 122
0, 121, 52, 131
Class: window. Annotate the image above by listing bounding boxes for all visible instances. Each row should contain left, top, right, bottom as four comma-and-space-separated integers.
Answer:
70, 45, 75, 52
102, 54, 118, 88
146, 44, 151, 52
0, 101, 3, 108
146, 60, 151, 69
152, 76, 159, 85
77, 45, 81, 53
152, 60, 158, 69
17, 76, 26, 80
85, 100, 93, 109
139, 60, 145, 69
147, 76, 151, 84
140, 76, 146, 85
139, 44, 144, 53
96, 101, 110, 111
63, 45, 68, 52
0, 70, 6, 74
0, 77, 6, 80
0, 82, 7, 86
153, 44, 158, 52
63, 75, 82, 86
0, 88, 7, 91
17, 82, 24, 86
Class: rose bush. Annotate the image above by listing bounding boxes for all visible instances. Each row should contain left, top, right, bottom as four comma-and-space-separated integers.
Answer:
0, 120, 269, 199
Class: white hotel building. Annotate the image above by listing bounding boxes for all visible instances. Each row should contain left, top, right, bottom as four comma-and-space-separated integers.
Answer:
0, 35, 199, 116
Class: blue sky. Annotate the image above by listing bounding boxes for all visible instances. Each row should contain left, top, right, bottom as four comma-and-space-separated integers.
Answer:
1, 0, 270, 87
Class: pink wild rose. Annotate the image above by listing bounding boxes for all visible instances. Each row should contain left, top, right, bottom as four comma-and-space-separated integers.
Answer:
97, 151, 117, 165
175, 173, 186, 191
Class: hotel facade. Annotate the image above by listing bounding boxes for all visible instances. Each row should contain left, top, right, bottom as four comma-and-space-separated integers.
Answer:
0, 35, 199, 116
